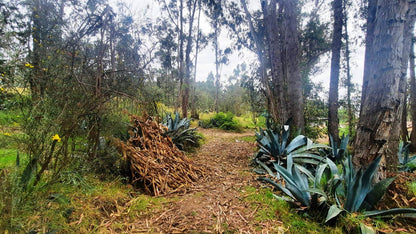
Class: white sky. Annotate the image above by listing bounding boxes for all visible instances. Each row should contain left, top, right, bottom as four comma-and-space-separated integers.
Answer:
112, 0, 365, 96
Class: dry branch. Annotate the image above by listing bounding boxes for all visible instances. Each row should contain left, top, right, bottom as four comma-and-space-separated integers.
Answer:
117, 114, 203, 196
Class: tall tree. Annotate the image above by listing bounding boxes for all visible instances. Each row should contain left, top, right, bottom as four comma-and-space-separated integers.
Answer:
410, 36, 416, 149
159, 0, 199, 118
354, 0, 412, 178
204, 0, 223, 113
281, 0, 305, 132
343, 0, 354, 137
328, 0, 343, 143
239, 0, 304, 132
400, 4, 416, 142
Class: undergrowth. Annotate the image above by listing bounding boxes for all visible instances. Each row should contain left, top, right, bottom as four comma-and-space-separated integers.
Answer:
0, 174, 171, 233
241, 186, 343, 233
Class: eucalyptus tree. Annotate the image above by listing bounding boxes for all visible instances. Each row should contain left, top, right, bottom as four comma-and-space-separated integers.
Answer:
328, 0, 343, 144
157, 0, 200, 118
354, 0, 416, 179
400, 2, 416, 143
410, 35, 416, 149
237, 0, 313, 132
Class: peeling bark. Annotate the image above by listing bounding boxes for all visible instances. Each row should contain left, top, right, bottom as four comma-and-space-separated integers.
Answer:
354, 0, 410, 179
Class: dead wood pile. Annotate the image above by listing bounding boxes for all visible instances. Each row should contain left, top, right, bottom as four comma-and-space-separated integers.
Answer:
118, 114, 203, 196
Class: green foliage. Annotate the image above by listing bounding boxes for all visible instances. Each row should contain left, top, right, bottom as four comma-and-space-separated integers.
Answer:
162, 112, 201, 151
199, 112, 243, 132
397, 141, 416, 172
254, 125, 328, 168
255, 136, 416, 225
408, 181, 416, 196
329, 134, 349, 162
0, 149, 26, 169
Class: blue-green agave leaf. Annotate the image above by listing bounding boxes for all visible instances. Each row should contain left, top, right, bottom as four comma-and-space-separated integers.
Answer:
361, 177, 395, 210
363, 208, 416, 218
325, 205, 343, 223
285, 135, 307, 153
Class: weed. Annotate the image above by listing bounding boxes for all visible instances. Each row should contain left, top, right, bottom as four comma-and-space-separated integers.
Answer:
408, 181, 416, 196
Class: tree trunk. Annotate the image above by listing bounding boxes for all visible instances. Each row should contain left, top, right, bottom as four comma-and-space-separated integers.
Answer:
410, 36, 416, 149
191, 0, 202, 119
400, 6, 416, 142
240, 0, 272, 120
343, 0, 354, 137
328, 0, 343, 143
214, 16, 220, 113
354, 0, 409, 179
182, 0, 198, 118
262, 0, 287, 124
360, 0, 377, 113
281, 0, 305, 133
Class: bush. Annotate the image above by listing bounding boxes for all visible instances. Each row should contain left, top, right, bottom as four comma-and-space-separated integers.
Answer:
199, 112, 242, 132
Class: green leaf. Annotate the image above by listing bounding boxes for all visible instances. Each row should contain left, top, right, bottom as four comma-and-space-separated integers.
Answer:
360, 223, 376, 234
285, 135, 307, 153
259, 177, 295, 201
361, 177, 395, 210
257, 159, 276, 177
325, 205, 343, 223
308, 188, 328, 201
363, 208, 416, 218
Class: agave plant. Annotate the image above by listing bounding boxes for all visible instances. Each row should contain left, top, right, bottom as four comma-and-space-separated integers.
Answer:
329, 134, 349, 162
258, 152, 416, 223
255, 126, 329, 168
258, 154, 337, 206
397, 141, 416, 172
162, 112, 200, 151
325, 155, 416, 222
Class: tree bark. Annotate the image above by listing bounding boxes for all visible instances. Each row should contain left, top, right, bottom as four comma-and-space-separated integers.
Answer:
400, 5, 416, 142
354, 0, 409, 178
360, 0, 377, 113
411, 36, 416, 149
262, 0, 287, 124
328, 0, 343, 143
281, 0, 305, 133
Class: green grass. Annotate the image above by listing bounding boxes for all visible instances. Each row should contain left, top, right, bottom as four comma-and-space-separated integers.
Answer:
242, 186, 343, 233
0, 149, 26, 168
0, 173, 173, 233
238, 135, 256, 142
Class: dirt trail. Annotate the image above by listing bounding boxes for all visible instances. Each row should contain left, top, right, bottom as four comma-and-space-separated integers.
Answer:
143, 128, 279, 233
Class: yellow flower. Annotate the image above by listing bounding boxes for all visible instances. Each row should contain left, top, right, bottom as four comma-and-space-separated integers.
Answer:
3, 133, 11, 136
25, 63, 34, 68
52, 134, 61, 142
0, 87, 4, 91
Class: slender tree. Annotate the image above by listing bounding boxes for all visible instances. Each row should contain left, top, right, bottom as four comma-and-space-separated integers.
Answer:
400, 6, 416, 143
410, 36, 416, 149
343, 0, 354, 137
328, 0, 343, 143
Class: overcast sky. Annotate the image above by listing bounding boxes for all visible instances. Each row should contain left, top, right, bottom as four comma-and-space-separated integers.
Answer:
111, 0, 365, 97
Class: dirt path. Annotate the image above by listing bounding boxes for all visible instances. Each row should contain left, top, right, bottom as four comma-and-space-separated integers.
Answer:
142, 128, 280, 233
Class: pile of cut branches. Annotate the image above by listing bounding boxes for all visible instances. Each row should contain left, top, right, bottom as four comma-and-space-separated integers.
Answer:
117, 114, 203, 196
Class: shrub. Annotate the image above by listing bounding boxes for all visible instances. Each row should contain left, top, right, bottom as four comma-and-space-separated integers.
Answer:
199, 112, 242, 132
